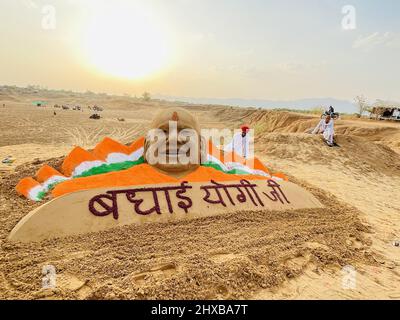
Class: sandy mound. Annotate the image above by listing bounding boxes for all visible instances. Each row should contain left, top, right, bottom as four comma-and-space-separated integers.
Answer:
0, 159, 374, 299
248, 110, 317, 133
249, 119, 400, 299
0, 94, 20, 103
255, 133, 400, 177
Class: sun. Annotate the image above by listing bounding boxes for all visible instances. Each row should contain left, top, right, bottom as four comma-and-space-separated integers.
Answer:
82, 7, 171, 80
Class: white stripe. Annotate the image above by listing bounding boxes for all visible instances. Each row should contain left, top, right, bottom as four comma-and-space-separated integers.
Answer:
225, 161, 254, 174
72, 160, 106, 177
106, 147, 144, 164
106, 153, 133, 164
42, 175, 70, 189
72, 147, 143, 175
270, 175, 284, 181
130, 147, 144, 161
206, 154, 229, 172
251, 169, 271, 178
28, 185, 46, 201
207, 155, 271, 177
225, 161, 270, 177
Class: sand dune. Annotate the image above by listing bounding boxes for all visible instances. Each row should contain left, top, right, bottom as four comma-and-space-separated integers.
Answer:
248, 110, 400, 299
0, 89, 399, 299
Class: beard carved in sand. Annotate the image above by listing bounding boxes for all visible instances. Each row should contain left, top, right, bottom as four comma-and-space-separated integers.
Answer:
144, 108, 207, 179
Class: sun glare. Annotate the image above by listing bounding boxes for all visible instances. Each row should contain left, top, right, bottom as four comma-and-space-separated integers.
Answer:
82, 7, 171, 80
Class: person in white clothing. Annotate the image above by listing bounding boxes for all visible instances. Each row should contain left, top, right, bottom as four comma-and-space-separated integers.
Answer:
312, 115, 335, 146
392, 108, 400, 119
224, 125, 251, 158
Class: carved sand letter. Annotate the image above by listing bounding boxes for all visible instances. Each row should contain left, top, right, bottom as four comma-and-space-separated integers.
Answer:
125, 188, 162, 216
200, 179, 265, 207
88, 182, 193, 218
175, 181, 193, 213
236, 179, 265, 207
89, 193, 119, 219
201, 180, 232, 207
263, 179, 291, 204
124, 182, 193, 215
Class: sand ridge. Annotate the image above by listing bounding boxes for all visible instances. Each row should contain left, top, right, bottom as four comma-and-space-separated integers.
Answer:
0, 91, 399, 299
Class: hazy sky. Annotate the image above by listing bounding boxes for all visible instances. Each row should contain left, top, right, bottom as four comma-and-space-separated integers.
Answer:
1, 0, 399, 101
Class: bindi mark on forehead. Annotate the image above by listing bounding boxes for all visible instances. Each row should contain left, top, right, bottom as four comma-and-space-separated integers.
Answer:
172, 112, 179, 121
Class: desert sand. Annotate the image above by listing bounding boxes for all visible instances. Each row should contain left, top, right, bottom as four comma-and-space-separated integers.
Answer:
0, 86, 399, 299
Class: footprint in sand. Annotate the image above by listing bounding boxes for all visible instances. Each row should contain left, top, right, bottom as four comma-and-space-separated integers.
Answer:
216, 284, 230, 298
131, 263, 178, 284
304, 241, 330, 251
62, 250, 93, 261
0, 272, 16, 291
285, 255, 310, 269
283, 252, 313, 272
203, 284, 231, 300
209, 252, 242, 264
56, 273, 92, 299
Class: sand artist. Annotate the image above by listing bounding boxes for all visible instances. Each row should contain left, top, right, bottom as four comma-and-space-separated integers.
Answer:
11, 108, 322, 242
224, 125, 251, 159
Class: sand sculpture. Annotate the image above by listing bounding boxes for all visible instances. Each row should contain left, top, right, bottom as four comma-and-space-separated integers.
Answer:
10, 108, 322, 242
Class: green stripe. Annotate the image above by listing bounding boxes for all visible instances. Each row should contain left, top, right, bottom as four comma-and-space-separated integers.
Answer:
37, 190, 47, 201
202, 161, 250, 175
37, 180, 66, 201
34, 158, 145, 201
202, 161, 226, 172
76, 157, 145, 178
36, 157, 257, 201
226, 168, 252, 175
46, 181, 61, 191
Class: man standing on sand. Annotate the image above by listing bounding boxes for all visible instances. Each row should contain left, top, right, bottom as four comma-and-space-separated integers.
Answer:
312, 115, 335, 147
224, 125, 251, 158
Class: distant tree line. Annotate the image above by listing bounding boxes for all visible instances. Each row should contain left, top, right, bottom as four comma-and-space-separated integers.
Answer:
354, 95, 400, 117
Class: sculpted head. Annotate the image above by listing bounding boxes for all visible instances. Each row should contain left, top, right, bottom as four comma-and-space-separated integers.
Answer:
144, 107, 205, 176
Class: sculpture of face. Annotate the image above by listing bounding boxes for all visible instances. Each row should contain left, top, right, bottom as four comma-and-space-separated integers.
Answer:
144, 108, 205, 176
